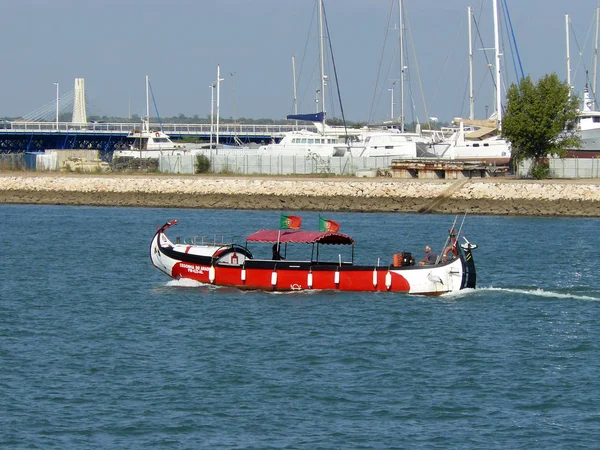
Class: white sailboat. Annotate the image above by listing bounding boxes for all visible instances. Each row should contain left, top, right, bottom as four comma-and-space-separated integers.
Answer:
347, 0, 432, 158
258, 0, 348, 158
429, 1, 511, 165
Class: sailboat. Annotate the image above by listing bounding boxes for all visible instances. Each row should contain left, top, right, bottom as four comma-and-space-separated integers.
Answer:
344, 0, 433, 158
428, 1, 511, 165
113, 76, 186, 160
257, 0, 349, 158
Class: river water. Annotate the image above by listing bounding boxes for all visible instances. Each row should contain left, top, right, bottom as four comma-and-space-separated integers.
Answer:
1, 205, 599, 448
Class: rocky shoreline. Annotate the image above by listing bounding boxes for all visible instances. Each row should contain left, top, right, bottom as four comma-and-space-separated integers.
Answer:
1, 173, 600, 217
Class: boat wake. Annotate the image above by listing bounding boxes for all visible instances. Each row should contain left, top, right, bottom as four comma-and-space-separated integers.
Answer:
166, 278, 207, 288
478, 286, 600, 302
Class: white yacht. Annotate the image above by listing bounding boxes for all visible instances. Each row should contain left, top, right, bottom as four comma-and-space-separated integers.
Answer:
347, 127, 432, 158
113, 124, 187, 159
570, 85, 600, 157
113, 75, 187, 159
257, 127, 348, 157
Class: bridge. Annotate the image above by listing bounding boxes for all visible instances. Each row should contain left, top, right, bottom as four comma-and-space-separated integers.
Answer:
0, 121, 316, 157
0, 77, 315, 157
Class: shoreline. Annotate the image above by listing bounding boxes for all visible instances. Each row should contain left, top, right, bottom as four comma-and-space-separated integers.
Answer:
1, 173, 600, 217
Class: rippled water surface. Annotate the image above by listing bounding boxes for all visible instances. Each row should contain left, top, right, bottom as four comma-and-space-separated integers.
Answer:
1, 205, 599, 448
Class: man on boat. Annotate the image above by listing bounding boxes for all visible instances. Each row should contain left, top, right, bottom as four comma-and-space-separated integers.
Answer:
418, 246, 438, 266
272, 244, 283, 260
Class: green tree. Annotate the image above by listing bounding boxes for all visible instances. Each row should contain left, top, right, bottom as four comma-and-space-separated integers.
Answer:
502, 73, 581, 178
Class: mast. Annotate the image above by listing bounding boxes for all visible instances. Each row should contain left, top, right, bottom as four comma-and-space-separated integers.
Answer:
594, 8, 599, 105
566, 14, 572, 96
209, 83, 215, 148
318, 0, 326, 131
292, 56, 298, 130
145, 75, 150, 133
398, 0, 405, 132
492, 0, 502, 130
468, 6, 474, 120
216, 64, 224, 149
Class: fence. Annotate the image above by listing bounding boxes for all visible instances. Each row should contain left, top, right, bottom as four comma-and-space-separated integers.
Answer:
159, 151, 397, 176
3, 150, 599, 178
517, 157, 600, 178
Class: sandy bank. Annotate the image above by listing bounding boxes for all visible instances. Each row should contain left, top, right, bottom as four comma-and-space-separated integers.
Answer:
1, 173, 599, 217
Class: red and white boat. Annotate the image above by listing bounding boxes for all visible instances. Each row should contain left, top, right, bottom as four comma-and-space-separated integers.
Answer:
150, 218, 477, 295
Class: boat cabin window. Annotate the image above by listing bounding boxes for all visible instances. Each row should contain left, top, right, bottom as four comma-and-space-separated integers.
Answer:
473, 143, 480, 147
483, 143, 489, 146
594, 117, 600, 123
154, 138, 170, 143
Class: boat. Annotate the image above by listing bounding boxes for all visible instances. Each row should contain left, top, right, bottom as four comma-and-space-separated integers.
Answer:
347, 127, 435, 158
424, 2, 511, 166
113, 127, 187, 159
568, 84, 600, 158
150, 217, 478, 295
257, 119, 348, 158
113, 75, 187, 160
427, 119, 512, 165
564, 11, 600, 158
259, 1, 350, 159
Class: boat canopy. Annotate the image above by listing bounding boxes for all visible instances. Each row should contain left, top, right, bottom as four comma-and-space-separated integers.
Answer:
246, 229, 354, 245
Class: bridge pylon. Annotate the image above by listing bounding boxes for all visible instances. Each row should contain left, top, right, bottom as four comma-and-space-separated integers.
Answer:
72, 78, 87, 124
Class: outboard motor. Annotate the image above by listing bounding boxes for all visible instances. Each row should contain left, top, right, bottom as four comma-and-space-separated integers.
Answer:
402, 252, 415, 266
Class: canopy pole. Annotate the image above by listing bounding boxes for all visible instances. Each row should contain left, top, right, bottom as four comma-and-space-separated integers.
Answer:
277, 229, 281, 256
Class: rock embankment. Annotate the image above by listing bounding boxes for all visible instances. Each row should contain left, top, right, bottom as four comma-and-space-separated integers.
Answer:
0, 173, 599, 217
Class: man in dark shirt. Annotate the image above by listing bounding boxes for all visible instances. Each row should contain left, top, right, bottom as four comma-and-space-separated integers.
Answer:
418, 245, 438, 265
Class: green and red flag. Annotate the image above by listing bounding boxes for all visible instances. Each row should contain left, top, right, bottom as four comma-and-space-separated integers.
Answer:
319, 216, 340, 232
280, 214, 302, 229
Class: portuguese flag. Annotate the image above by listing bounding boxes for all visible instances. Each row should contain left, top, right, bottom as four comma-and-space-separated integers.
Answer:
319, 216, 340, 232
280, 214, 302, 229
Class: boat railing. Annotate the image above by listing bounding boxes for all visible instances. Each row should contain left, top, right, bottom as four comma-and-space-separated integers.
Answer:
182, 235, 232, 246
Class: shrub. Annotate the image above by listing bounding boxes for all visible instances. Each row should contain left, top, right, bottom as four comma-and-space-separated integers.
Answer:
530, 161, 550, 180
195, 154, 211, 174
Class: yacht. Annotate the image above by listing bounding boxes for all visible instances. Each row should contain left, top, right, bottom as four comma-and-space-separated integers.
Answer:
570, 85, 600, 157
346, 126, 434, 158
257, 125, 348, 158
113, 124, 187, 159
113, 75, 187, 159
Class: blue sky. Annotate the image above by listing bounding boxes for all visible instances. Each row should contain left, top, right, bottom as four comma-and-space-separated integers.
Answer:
2, 0, 600, 123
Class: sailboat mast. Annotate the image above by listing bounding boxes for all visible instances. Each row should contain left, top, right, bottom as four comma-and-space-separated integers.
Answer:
492, 0, 502, 130
398, 0, 405, 132
318, 0, 326, 125
292, 56, 299, 130
216, 64, 224, 149
594, 8, 599, 104
145, 75, 150, 133
566, 14, 572, 96
468, 6, 474, 120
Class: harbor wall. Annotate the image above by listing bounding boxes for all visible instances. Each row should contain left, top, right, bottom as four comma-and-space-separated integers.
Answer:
1, 173, 599, 217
